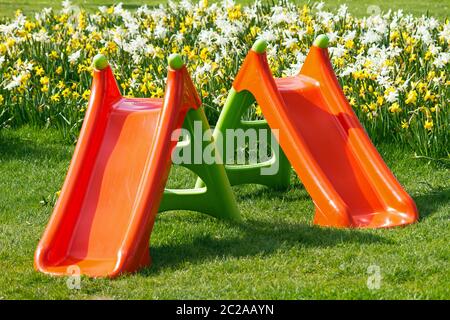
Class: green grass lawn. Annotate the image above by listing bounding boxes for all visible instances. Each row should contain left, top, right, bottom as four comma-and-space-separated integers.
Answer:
0, 126, 448, 299
0, 0, 448, 19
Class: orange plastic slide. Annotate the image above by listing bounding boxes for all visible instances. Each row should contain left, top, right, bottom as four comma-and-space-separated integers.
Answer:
35, 57, 201, 277
233, 38, 418, 228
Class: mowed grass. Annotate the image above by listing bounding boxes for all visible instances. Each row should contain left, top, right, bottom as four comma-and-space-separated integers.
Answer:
0, 126, 448, 299
0, 0, 448, 19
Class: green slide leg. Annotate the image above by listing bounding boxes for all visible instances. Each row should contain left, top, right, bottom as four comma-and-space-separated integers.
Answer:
196, 88, 291, 190
158, 107, 241, 221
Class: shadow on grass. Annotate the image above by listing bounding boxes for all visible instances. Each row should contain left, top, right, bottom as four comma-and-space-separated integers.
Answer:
142, 182, 450, 276
233, 183, 310, 203
413, 186, 450, 220
0, 131, 70, 162
140, 218, 391, 276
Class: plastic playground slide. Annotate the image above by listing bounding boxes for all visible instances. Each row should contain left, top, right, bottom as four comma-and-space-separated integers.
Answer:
35, 35, 419, 279
35, 55, 202, 277
231, 37, 418, 228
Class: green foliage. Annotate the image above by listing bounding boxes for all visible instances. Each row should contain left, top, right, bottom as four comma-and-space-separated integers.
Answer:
0, 1, 448, 158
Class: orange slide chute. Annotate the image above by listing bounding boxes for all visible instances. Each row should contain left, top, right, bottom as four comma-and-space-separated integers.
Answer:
35, 60, 201, 277
233, 40, 418, 228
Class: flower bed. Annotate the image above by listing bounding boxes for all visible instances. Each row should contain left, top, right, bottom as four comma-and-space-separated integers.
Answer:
0, 1, 448, 157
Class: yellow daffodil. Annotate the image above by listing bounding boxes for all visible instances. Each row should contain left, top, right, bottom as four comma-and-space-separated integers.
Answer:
62, 88, 71, 98
40, 76, 49, 85
82, 89, 91, 100
424, 119, 433, 131
35, 66, 45, 76
48, 51, 58, 59
50, 93, 60, 102
389, 103, 402, 113
345, 39, 354, 49
405, 90, 417, 105
401, 120, 409, 129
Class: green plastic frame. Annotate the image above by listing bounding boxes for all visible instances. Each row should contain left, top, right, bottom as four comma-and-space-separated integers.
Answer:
196, 88, 291, 189
158, 107, 241, 221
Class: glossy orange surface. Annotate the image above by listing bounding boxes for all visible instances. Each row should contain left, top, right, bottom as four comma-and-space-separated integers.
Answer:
233, 46, 418, 228
35, 65, 200, 277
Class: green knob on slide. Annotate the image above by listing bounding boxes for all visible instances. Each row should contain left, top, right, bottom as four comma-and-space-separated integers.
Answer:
252, 39, 268, 54
92, 54, 108, 70
168, 53, 184, 70
313, 34, 329, 48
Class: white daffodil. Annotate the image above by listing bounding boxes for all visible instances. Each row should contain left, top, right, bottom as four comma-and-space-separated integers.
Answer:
329, 44, 346, 58
384, 87, 399, 102
282, 35, 298, 50
68, 50, 82, 64
343, 30, 356, 42
439, 22, 450, 42
113, 3, 124, 16
154, 25, 168, 39
433, 52, 450, 68
337, 4, 348, 18
361, 30, 381, 45
315, 1, 325, 11
4, 74, 24, 90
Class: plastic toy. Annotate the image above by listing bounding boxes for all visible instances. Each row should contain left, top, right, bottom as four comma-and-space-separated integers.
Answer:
225, 36, 418, 228
35, 34, 419, 278
35, 54, 239, 278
